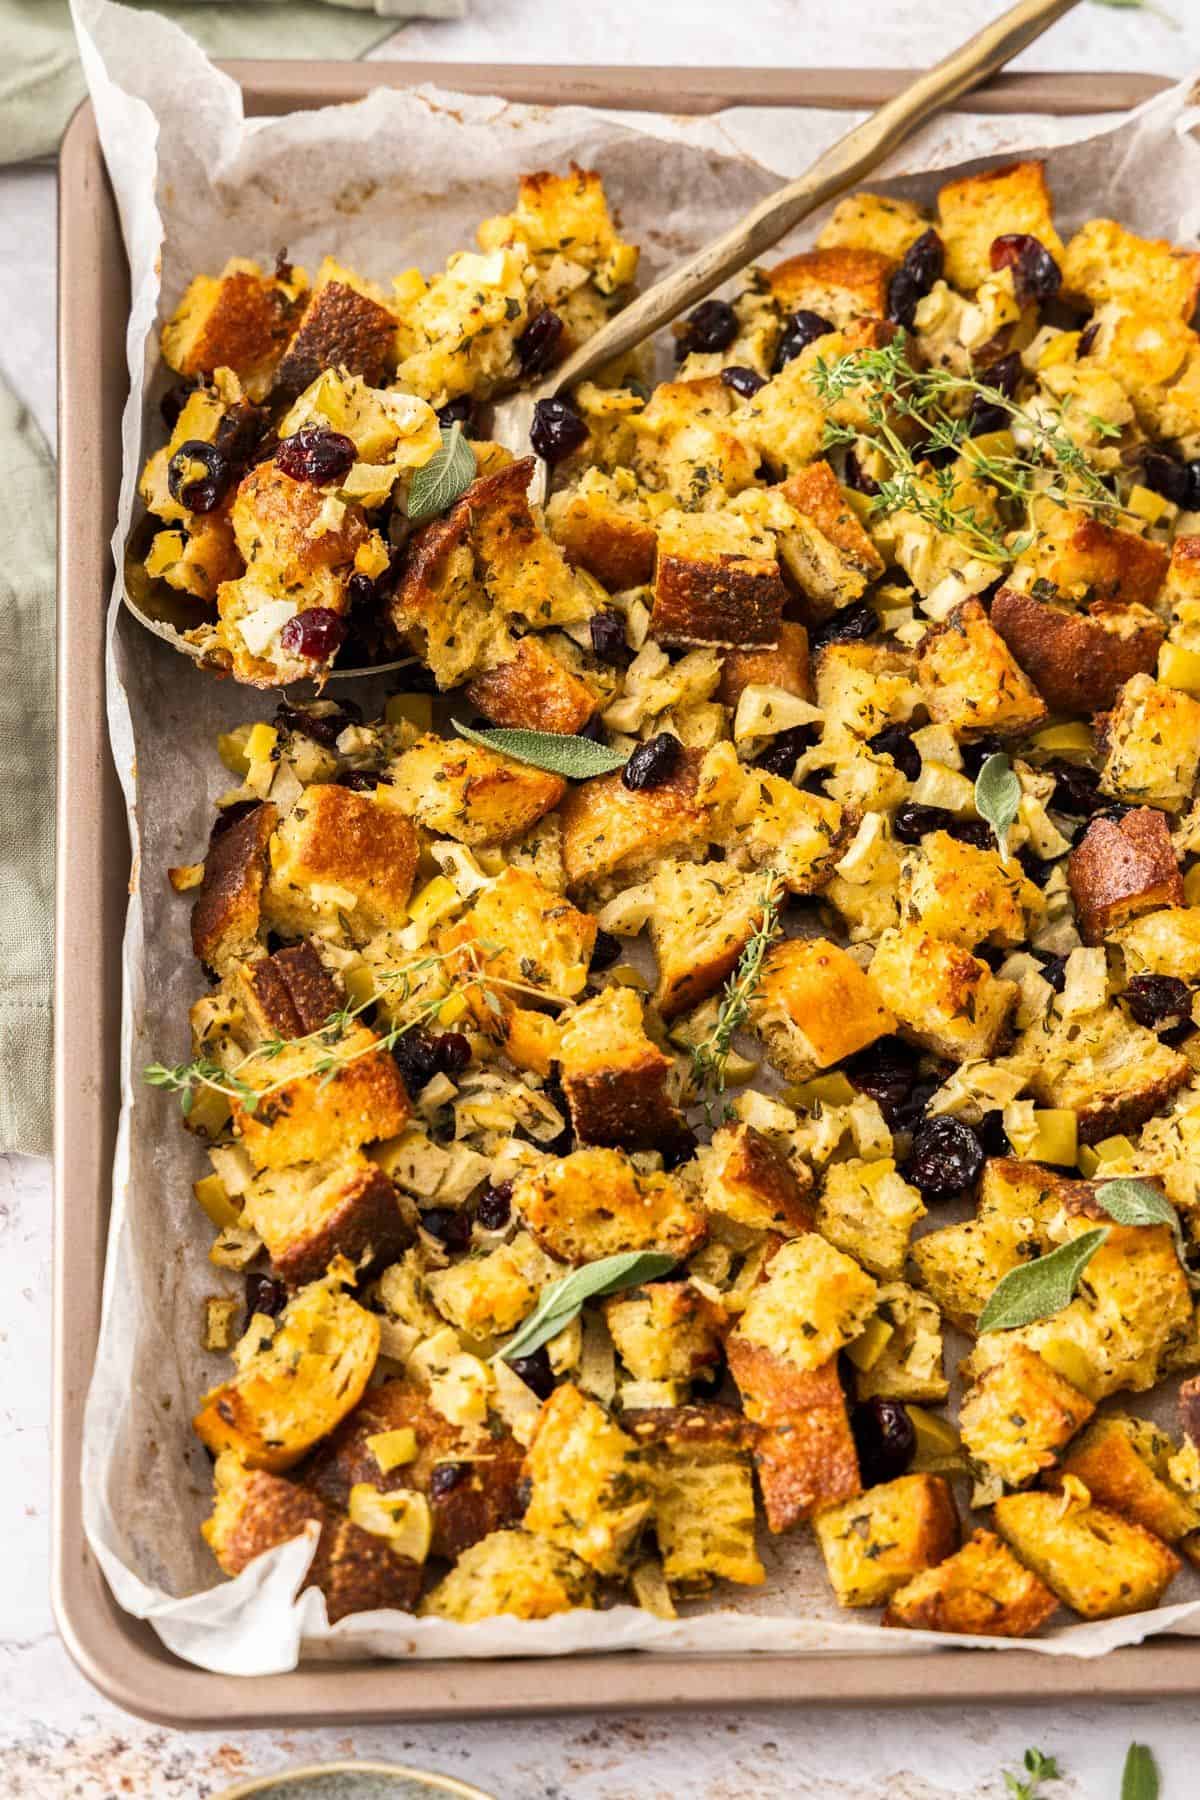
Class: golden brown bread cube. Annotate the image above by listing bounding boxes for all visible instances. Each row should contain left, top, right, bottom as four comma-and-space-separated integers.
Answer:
958, 1342, 1095, 1490
557, 986, 690, 1155
544, 468, 659, 590
898, 830, 1043, 952
1067, 807, 1183, 945
514, 1146, 706, 1266
817, 192, 929, 264
604, 1281, 727, 1384
1098, 673, 1200, 813
990, 589, 1164, 715
191, 802, 277, 976
263, 784, 420, 943
193, 1272, 380, 1472
718, 621, 812, 710
1055, 1415, 1200, 1545
625, 1405, 764, 1590
731, 1235, 878, 1375
231, 459, 368, 585
816, 1158, 925, 1284
560, 748, 710, 897
241, 1154, 413, 1288
272, 258, 398, 400
238, 941, 341, 1041
698, 743, 847, 896
388, 733, 566, 846
465, 635, 600, 736
421, 1528, 595, 1622
778, 461, 885, 594
935, 160, 1063, 294
161, 258, 305, 399
478, 165, 638, 296
1018, 1002, 1189, 1146
441, 866, 595, 1019
522, 1383, 653, 1576
911, 1210, 1041, 1337
650, 508, 787, 648
1013, 510, 1169, 612
697, 1121, 815, 1240
869, 927, 1017, 1064
916, 598, 1048, 740
1117, 905, 1200, 982
814, 640, 920, 745
750, 936, 895, 1081
992, 1487, 1180, 1619
855, 1282, 949, 1405
647, 857, 769, 1018
1061, 217, 1200, 322
882, 1527, 1057, 1638
814, 1475, 960, 1608
766, 246, 892, 326
232, 1024, 410, 1173
424, 1231, 561, 1343
203, 1455, 422, 1622
727, 1343, 860, 1532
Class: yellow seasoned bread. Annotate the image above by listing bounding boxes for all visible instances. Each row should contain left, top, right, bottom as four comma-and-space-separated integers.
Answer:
750, 936, 895, 1081
521, 1383, 653, 1576
513, 1146, 706, 1266
625, 1405, 764, 1590
421, 1528, 595, 1621
992, 1486, 1180, 1619
883, 1527, 1057, 1638
814, 1475, 960, 1608
557, 985, 690, 1154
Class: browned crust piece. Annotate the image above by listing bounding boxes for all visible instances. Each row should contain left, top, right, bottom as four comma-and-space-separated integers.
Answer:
1033, 516, 1169, 609
1067, 807, 1183, 945
623, 1402, 753, 1452
779, 462, 885, 587
718, 621, 812, 708
882, 1528, 1058, 1638
726, 1341, 860, 1532
1181, 1377, 1200, 1449
191, 803, 277, 974
387, 458, 535, 653
766, 246, 892, 322
560, 748, 710, 893
651, 545, 787, 649
233, 1031, 411, 1171
273, 281, 397, 400
172, 272, 302, 382
561, 1047, 693, 1159
551, 496, 657, 591
465, 635, 599, 735
242, 941, 341, 1039
269, 1162, 412, 1287
302, 1380, 526, 1561
991, 588, 1165, 715
704, 1122, 816, 1238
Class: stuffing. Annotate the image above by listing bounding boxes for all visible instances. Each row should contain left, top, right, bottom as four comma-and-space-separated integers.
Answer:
1116, 906, 1200, 982
1011, 507, 1168, 612
816, 1157, 925, 1283
816, 192, 930, 264
191, 802, 276, 975
513, 1146, 706, 1266
814, 1475, 960, 1608
718, 621, 812, 710
650, 507, 787, 648
776, 460, 885, 608
1067, 808, 1184, 945
883, 1527, 1057, 1637
731, 1236, 878, 1375
421, 1529, 595, 1621
557, 986, 690, 1154
727, 1344, 860, 1531
388, 732, 565, 846
898, 831, 1044, 950
604, 1282, 727, 1385
625, 1405, 764, 1589
263, 783, 420, 943
1097, 673, 1200, 813
477, 166, 638, 299
916, 598, 1048, 740
521, 1383, 653, 1575
237, 941, 340, 1042
424, 1232, 563, 1343
628, 375, 759, 507
958, 1341, 1095, 1489
464, 635, 602, 736
696, 1121, 815, 1240
560, 747, 710, 897
161, 257, 306, 399
815, 641, 921, 745
992, 1486, 1180, 1619
272, 257, 399, 400
869, 928, 1018, 1063
935, 160, 1063, 294
766, 245, 892, 327
1061, 217, 1200, 322
231, 1025, 410, 1173
855, 1282, 949, 1405
545, 466, 661, 590
698, 742, 847, 894
1055, 1415, 1200, 1545
750, 936, 896, 1081
646, 857, 769, 1018
1015, 1001, 1189, 1144
990, 588, 1164, 715
241, 1154, 413, 1287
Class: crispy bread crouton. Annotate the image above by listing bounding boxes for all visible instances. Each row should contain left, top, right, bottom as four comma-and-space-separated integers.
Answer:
992, 1486, 1180, 1619
1055, 1415, 1200, 1544
425, 1231, 561, 1343
522, 1383, 653, 1575
1117, 906, 1200, 981
936, 161, 1063, 294
478, 166, 638, 295
421, 1528, 595, 1621
719, 621, 812, 709
232, 1025, 410, 1172
733, 353, 828, 477
814, 1474, 960, 1608
1013, 509, 1169, 611
192, 802, 277, 975
817, 1158, 925, 1283
990, 588, 1164, 715
899, 830, 1044, 950
1018, 1002, 1189, 1144
162, 258, 305, 399
231, 459, 368, 585
273, 258, 398, 400
604, 1281, 727, 1384
732, 1235, 878, 1374
560, 748, 710, 897
514, 1146, 706, 1266
465, 635, 600, 736
727, 1344, 860, 1531
647, 857, 769, 1018
698, 743, 847, 895
779, 460, 885, 592
916, 598, 1048, 740
628, 375, 759, 507
751, 936, 895, 1081
817, 193, 930, 264
1061, 217, 1200, 322
625, 1405, 763, 1589
263, 783, 420, 942
766, 246, 892, 325
393, 246, 532, 408
442, 867, 594, 1008
558, 986, 690, 1154
869, 927, 1017, 1063
855, 1282, 949, 1404
389, 732, 566, 846
650, 507, 787, 649
238, 941, 340, 1041
241, 1154, 413, 1287
1068, 808, 1183, 945
959, 1341, 1095, 1489
883, 1527, 1057, 1637
1098, 673, 1200, 812
814, 640, 921, 745
912, 1211, 1041, 1336
697, 1121, 815, 1240
545, 467, 660, 590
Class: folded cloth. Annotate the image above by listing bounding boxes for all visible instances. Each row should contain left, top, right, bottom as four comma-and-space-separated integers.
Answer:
0, 0, 465, 165
0, 377, 54, 1157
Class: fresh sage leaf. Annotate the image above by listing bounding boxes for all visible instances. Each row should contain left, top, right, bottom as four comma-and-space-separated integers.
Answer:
974, 752, 1022, 864
497, 1250, 678, 1363
977, 1229, 1108, 1334
1096, 1177, 1199, 1288
1121, 1744, 1159, 1800
406, 422, 477, 525
453, 719, 627, 779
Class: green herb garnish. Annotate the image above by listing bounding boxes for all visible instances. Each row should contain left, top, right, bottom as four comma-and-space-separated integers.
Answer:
497, 1251, 679, 1363
974, 752, 1022, 864
689, 871, 785, 1104
453, 719, 627, 778
406, 422, 477, 525
1095, 1176, 1199, 1288
1121, 1743, 1160, 1800
1003, 1747, 1062, 1800
978, 1230, 1109, 1334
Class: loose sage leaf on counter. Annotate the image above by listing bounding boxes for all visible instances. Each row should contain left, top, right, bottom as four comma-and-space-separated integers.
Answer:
1096, 1177, 1199, 1287
497, 1251, 678, 1363
453, 719, 628, 778
974, 752, 1022, 864
1121, 1743, 1160, 1800
406, 422, 477, 525
977, 1228, 1109, 1334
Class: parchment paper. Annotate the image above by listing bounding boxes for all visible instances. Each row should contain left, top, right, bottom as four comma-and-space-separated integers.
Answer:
71, 0, 1200, 1673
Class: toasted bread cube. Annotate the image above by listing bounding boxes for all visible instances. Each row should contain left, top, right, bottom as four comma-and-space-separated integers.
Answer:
817, 192, 930, 264
625, 1405, 763, 1589
650, 508, 787, 648
870, 928, 1017, 1063
936, 161, 1063, 294
959, 1342, 1095, 1489
630, 373, 763, 506
815, 1475, 960, 1607
231, 459, 368, 585
442, 867, 594, 1010
734, 353, 828, 476
1117, 905, 1200, 982
817, 1158, 925, 1283
423, 1230, 561, 1343
1012, 510, 1168, 612
232, 1024, 410, 1172
992, 1487, 1180, 1619
238, 941, 340, 1041
194, 1271, 379, 1471
558, 986, 689, 1154
856, 1282, 949, 1404
545, 467, 660, 590
1068, 808, 1183, 945
991, 589, 1164, 714
263, 784, 419, 943
191, 802, 277, 976
479, 166, 637, 295
777, 461, 885, 605
514, 1146, 706, 1266
883, 1527, 1057, 1637
465, 635, 600, 736
766, 246, 892, 326
1019, 1002, 1189, 1144
604, 1281, 727, 1384
1098, 673, 1200, 812
522, 1383, 653, 1576
1056, 1415, 1200, 1544
917, 598, 1048, 740
750, 937, 895, 1081
727, 1344, 860, 1531
815, 640, 921, 745
241, 1154, 412, 1287
162, 258, 304, 399
393, 244, 533, 406
203, 1456, 421, 1621
647, 857, 769, 1018
899, 830, 1043, 950
421, 1528, 595, 1621
1062, 217, 1200, 322
304, 1378, 525, 1561
699, 742, 847, 895
389, 732, 565, 846
560, 747, 710, 897
697, 1121, 815, 1240
912, 1212, 1041, 1336
732, 1236, 877, 1375
272, 258, 398, 400
719, 621, 812, 710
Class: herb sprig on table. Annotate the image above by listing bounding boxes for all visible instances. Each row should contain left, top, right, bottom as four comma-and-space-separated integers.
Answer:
1003, 1747, 1062, 1799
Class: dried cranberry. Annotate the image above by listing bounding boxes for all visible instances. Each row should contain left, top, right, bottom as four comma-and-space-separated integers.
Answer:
339, 770, 389, 792
420, 1207, 471, 1251
755, 724, 819, 779
589, 608, 631, 666
1017, 846, 1052, 887
661, 1128, 700, 1171
1125, 974, 1191, 1031
844, 449, 879, 496
774, 309, 834, 372
948, 818, 994, 851
959, 735, 1007, 780
589, 929, 622, 973
809, 600, 879, 653
905, 1116, 985, 1201
433, 1031, 472, 1076
274, 247, 294, 283
279, 607, 347, 663
1141, 450, 1191, 508
966, 351, 1022, 437
867, 724, 921, 781
622, 732, 683, 792
275, 699, 362, 747
436, 396, 476, 433
851, 1398, 916, 1488
517, 307, 565, 376
1187, 462, 1200, 511
676, 298, 739, 361
347, 571, 377, 611
244, 1273, 287, 1328
1036, 951, 1069, 994
721, 364, 766, 399
509, 1347, 555, 1402
530, 396, 588, 464
1045, 759, 1103, 818
475, 1181, 513, 1231
166, 439, 231, 514
160, 376, 201, 431
888, 229, 944, 328
978, 1110, 1012, 1157
214, 402, 270, 470
990, 233, 1062, 305
842, 1035, 924, 1128
429, 1461, 470, 1499
276, 426, 356, 486
392, 1026, 441, 1096
892, 801, 955, 845
541, 1074, 574, 1155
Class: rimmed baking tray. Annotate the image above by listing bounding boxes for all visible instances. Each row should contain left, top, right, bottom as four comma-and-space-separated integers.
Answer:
54, 60, 1200, 1728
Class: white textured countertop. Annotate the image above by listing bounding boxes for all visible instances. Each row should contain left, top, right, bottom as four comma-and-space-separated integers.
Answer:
6, 3, 1200, 1794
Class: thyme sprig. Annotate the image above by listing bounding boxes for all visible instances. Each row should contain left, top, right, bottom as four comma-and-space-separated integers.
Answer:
689, 870, 784, 1106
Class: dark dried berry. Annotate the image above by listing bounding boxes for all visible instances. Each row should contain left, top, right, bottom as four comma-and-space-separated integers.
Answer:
517, 307, 565, 375
689, 1356, 726, 1401
589, 608, 631, 666
1125, 974, 1191, 1030
851, 1398, 916, 1488
429, 1461, 470, 1499
888, 229, 944, 328
275, 699, 362, 747
436, 395, 476, 433
214, 402, 270, 470
661, 1128, 700, 1171
958, 734, 1007, 780
420, 1207, 471, 1251
844, 449, 879, 497
279, 607, 347, 663
809, 600, 879, 654
914, 438, 957, 472
1044, 758, 1103, 818
1141, 450, 1191, 508
509, 1347, 555, 1402
530, 396, 588, 464
339, 770, 390, 792
347, 571, 377, 610
966, 352, 1021, 438
276, 425, 356, 486
1017, 846, 1052, 888
721, 364, 766, 399
622, 731, 683, 792
475, 1181, 513, 1232
579, 715, 607, 743
392, 1025, 441, 1096
433, 1031, 472, 1076
166, 439, 231, 514
905, 1116, 985, 1201
1036, 951, 1069, 994
892, 801, 954, 845
841, 1034, 923, 1128
541, 1075, 574, 1155
774, 308, 834, 372
677, 298, 739, 361
755, 724, 818, 779
978, 1110, 1012, 1157
243, 1273, 287, 1329
160, 376, 201, 431
867, 724, 921, 781
1187, 461, 1200, 512
589, 929, 622, 973
990, 233, 1062, 305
